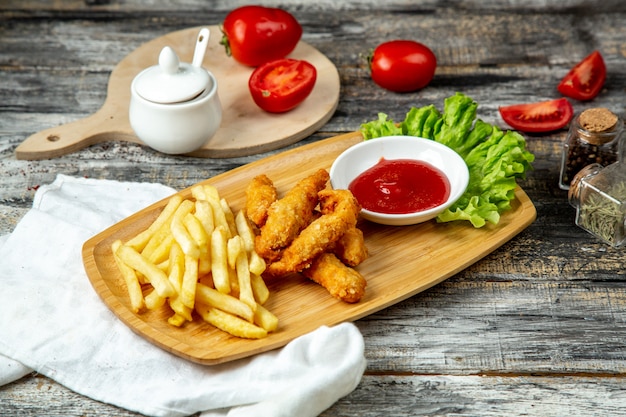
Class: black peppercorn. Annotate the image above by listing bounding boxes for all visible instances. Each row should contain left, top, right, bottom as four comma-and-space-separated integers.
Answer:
559, 108, 624, 190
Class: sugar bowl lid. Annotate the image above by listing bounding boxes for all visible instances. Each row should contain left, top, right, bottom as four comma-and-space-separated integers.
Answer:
134, 28, 211, 104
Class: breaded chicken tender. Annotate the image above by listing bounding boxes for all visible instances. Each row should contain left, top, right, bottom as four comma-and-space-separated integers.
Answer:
332, 226, 368, 267
302, 252, 366, 303
255, 169, 329, 262
245, 174, 277, 228
266, 189, 360, 276
246, 170, 369, 303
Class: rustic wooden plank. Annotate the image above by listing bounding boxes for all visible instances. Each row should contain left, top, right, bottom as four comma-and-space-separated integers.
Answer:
3, 373, 626, 417
358, 279, 626, 373
0, 374, 143, 417
321, 375, 626, 417
2, 0, 626, 13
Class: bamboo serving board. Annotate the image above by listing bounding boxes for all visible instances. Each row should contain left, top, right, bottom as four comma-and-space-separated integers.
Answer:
16, 26, 340, 160
82, 131, 537, 365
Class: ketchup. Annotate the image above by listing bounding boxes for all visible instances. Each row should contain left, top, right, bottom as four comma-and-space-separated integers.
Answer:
348, 158, 450, 214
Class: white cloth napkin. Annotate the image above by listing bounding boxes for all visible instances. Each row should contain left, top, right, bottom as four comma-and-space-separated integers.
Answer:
0, 174, 366, 417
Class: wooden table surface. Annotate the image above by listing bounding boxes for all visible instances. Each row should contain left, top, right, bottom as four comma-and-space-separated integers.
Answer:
3, 1, 626, 415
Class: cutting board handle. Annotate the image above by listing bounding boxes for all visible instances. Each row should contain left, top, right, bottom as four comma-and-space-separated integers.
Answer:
15, 106, 136, 160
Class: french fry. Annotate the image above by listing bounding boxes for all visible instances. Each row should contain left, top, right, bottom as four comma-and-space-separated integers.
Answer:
227, 235, 243, 270
112, 188, 278, 339
156, 259, 169, 272
126, 194, 183, 251
141, 221, 172, 262
115, 243, 175, 298
220, 198, 238, 238
183, 212, 210, 275
196, 283, 254, 322
249, 253, 266, 276
195, 303, 267, 339
172, 198, 196, 218
228, 263, 240, 296
169, 295, 193, 322
202, 184, 221, 203
235, 245, 256, 311
190, 184, 207, 201
111, 240, 145, 313
184, 212, 209, 248
254, 303, 279, 332
194, 200, 215, 236
180, 254, 199, 309
141, 195, 191, 257
235, 210, 266, 275
168, 313, 188, 327
210, 226, 230, 294
167, 242, 185, 289
145, 289, 166, 310
166, 243, 193, 322
200, 185, 232, 238
141, 198, 194, 264
250, 273, 270, 305
145, 233, 175, 265
171, 213, 200, 259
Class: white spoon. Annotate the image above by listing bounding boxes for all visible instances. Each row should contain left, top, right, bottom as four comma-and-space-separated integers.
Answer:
192, 27, 210, 67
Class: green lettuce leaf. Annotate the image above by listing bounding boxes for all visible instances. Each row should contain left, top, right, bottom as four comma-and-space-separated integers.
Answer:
359, 113, 404, 138
359, 92, 535, 228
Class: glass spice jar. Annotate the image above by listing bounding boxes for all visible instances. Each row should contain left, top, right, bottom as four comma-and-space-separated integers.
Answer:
568, 162, 626, 247
559, 108, 624, 190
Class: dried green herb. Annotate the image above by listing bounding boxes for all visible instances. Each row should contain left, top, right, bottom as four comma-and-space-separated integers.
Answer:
578, 181, 626, 245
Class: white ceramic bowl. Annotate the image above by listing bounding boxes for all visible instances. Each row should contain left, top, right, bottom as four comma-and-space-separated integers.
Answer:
330, 135, 469, 226
129, 69, 222, 155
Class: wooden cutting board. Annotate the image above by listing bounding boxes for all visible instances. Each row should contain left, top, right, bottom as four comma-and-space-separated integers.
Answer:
82, 131, 537, 365
16, 26, 340, 160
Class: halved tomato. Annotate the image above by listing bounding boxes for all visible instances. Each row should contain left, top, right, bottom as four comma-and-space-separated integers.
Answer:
557, 51, 606, 101
248, 58, 317, 113
499, 98, 574, 133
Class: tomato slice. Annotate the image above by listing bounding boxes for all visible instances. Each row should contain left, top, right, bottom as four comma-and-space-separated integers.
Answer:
248, 59, 317, 113
499, 98, 574, 133
557, 50, 606, 101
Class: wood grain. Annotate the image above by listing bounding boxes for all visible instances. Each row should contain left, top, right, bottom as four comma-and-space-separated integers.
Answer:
83, 132, 536, 364
15, 26, 340, 160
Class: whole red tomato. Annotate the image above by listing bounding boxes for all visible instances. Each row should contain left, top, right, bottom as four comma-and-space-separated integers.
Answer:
221, 5, 302, 67
249, 58, 317, 113
499, 98, 574, 133
369, 40, 437, 92
557, 50, 606, 101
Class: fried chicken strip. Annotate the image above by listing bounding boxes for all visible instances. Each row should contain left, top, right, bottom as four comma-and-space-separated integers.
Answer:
302, 252, 367, 303
266, 189, 360, 276
255, 169, 329, 261
332, 226, 368, 267
245, 174, 277, 228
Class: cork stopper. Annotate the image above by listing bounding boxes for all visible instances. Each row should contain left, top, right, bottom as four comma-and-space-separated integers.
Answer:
579, 108, 618, 133
576, 108, 620, 145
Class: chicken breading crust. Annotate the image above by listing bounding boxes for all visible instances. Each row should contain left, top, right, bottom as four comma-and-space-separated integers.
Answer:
254, 169, 329, 262
266, 189, 360, 275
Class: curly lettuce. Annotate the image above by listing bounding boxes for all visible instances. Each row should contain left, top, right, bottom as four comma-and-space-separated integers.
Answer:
359, 92, 535, 228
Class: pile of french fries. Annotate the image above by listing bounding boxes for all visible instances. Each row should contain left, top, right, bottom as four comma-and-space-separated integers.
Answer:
111, 184, 278, 339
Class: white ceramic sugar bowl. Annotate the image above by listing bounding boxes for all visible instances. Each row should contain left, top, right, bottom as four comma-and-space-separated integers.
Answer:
129, 28, 222, 154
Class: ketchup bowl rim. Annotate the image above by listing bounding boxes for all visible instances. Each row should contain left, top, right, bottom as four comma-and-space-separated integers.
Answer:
329, 135, 469, 226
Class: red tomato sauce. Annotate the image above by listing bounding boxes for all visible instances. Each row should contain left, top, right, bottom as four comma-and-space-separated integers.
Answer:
348, 158, 451, 214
